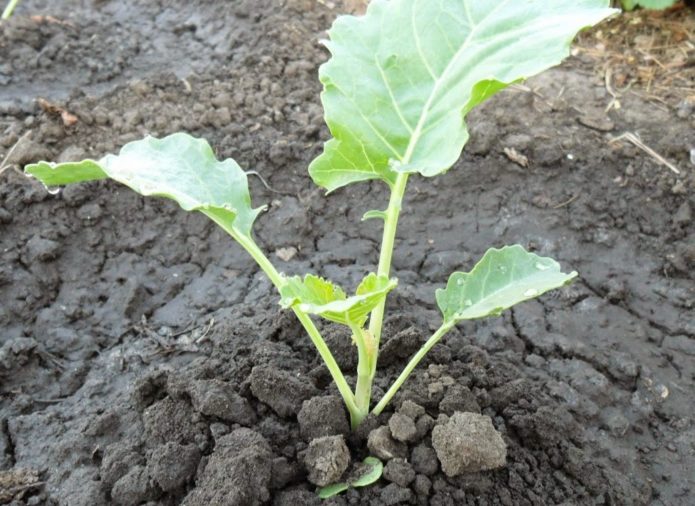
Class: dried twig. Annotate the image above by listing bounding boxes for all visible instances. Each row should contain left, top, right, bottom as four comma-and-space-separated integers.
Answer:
609, 132, 680, 175
553, 194, 579, 209
0, 130, 32, 176
246, 170, 290, 195
195, 318, 215, 344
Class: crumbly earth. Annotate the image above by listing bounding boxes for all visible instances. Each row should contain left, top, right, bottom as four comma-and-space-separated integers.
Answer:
1, 0, 693, 505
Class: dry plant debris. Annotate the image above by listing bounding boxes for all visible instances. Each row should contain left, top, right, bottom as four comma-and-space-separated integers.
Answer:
577, 4, 694, 105
36, 98, 78, 127
0, 469, 42, 503
609, 132, 682, 174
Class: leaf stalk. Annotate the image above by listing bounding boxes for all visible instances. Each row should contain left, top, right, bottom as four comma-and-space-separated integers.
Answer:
350, 324, 375, 427
1, 0, 20, 19
202, 210, 360, 420
372, 321, 454, 416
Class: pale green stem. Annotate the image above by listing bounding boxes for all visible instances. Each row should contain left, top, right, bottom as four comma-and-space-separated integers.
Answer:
202, 210, 359, 419
372, 322, 454, 416
2, 0, 20, 19
350, 324, 373, 427
293, 309, 360, 420
367, 172, 409, 367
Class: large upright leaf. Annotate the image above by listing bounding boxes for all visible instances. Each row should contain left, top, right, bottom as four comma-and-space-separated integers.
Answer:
309, 0, 616, 191
280, 273, 397, 327
25, 133, 263, 238
436, 245, 577, 324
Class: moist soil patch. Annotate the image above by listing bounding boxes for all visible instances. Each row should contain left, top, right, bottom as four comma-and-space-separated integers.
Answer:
1, 1, 693, 505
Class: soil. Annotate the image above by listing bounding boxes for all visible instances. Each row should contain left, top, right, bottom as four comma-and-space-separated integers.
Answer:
1, 1, 693, 505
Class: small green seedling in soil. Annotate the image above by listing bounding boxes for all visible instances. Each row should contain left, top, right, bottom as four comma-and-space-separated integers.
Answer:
2, 0, 21, 19
26, 0, 616, 436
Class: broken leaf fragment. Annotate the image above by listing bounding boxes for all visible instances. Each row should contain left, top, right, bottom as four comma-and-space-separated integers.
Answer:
317, 456, 383, 499
279, 273, 397, 327
436, 245, 577, 324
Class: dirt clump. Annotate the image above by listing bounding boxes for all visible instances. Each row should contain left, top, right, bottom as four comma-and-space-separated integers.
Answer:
303, 435, 351, 487
367, 425, 408, 461
181, 429, 273, 506
297, 395, 350, 441
388, 412, 418, 443
432, 411, 507, 477
250, 365, 319, 418
382, 458, 416, 488
146, 441, 200, 492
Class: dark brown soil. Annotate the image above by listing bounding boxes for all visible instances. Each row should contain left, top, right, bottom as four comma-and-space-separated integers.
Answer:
1, 1, 693, 505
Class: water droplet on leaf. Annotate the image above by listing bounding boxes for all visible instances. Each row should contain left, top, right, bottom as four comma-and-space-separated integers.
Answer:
523, 288, 538, 297
535, 262, 550, 271
464, 299, 472, 307
456, 278, 464, 286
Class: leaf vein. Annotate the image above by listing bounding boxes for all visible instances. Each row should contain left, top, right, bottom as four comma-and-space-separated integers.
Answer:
331, 81, 405, 162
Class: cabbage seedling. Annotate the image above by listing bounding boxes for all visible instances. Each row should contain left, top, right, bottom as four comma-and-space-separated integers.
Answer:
25, 0, 616, 429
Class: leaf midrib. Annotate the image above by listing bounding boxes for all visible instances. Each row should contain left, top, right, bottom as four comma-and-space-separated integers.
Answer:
401, 0, 509, 165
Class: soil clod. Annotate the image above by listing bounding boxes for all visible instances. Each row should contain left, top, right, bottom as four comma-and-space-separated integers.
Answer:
388, 412, 418, 443
110, 465, 159, 506
182, 429, 273, 506
367, 425, 408, 461
188, 379, 257, 426
383, 458, 416, 488
147, 441, 200, 492
303, 435, 350, 487
432, 412, 507, 477
298, 395, 350, 441
250, 365, 319, 418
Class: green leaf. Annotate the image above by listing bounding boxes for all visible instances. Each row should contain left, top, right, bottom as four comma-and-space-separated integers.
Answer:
316, 456, 383, 499
280, 273, 397, 327
24, 160, 108, 186
25, 133, 264, 238
349, 456, 383, 488
361, 209, 387, 221
309, 0, 617, 192
436, 245, 577, 324
317, 483, 349, 499
626, 0, 677, 9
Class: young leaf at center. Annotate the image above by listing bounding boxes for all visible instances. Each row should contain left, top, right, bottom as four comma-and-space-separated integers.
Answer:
280, 273, 397, 327
436, 245, 577, 324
